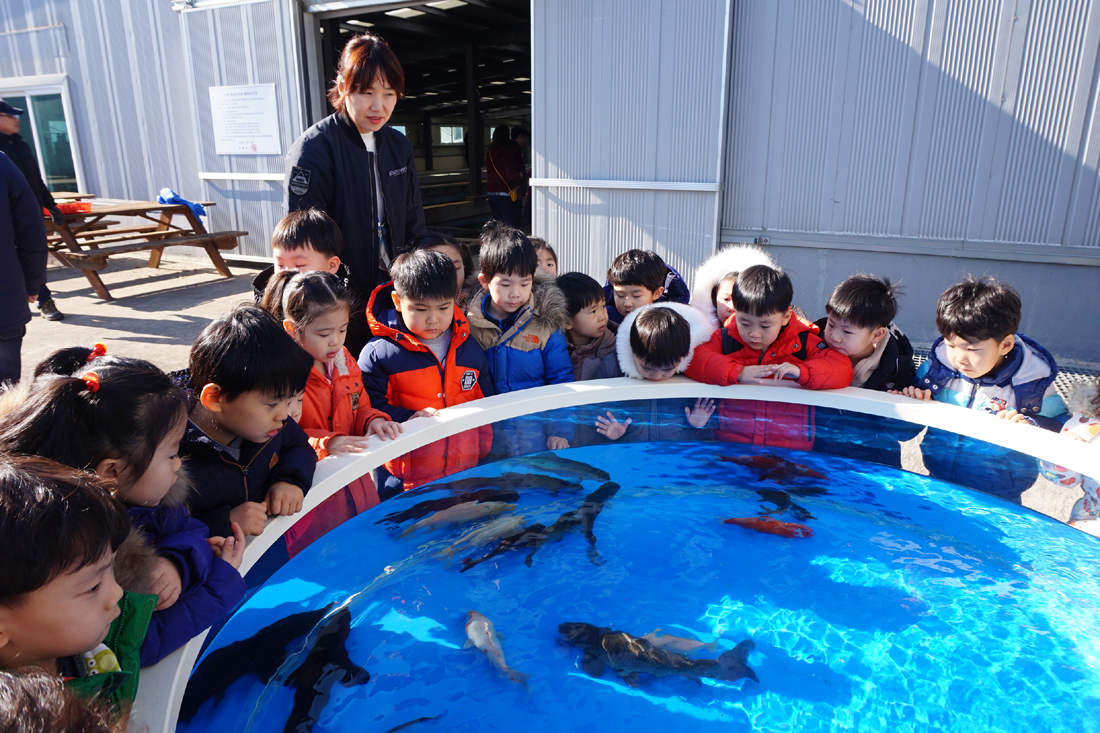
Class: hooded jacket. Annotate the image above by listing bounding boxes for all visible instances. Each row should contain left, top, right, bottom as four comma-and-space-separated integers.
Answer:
0, 152, 47, 334
685, 311, 853, 450
603, 260, 691, 325
179, 418, 316, 539
113, 470, 245, 667
285, 113, 426, 299
812, 317, 916, 392
359, 281, 494, 488
569, 322, 622, 381
689, 245, 777, 330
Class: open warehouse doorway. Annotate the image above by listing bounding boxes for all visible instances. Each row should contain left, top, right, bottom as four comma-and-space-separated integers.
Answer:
312, 0, 531, 237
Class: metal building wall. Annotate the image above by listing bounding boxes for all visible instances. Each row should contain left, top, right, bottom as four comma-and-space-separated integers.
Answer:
531, 0, 732, 286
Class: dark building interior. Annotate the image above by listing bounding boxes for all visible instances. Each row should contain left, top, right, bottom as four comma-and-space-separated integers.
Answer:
318, 0, 531, 236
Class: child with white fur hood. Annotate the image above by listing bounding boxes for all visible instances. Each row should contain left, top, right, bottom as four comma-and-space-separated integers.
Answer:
1039, 378, 1100, 536
581, 303, 716, 443
689, 244, 778, 330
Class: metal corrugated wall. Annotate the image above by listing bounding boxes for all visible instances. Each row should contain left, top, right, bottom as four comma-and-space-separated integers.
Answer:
180, 0, 305, 259
532, 0, 731, 285
723, 0, 1100, 253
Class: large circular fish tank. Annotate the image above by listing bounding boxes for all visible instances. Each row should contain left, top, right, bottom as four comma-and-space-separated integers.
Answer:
135, 380, 1100, 733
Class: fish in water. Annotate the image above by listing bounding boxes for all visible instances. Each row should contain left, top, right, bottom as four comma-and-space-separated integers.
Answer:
723, 515, 813, 538
178, 604, 369, 733
786, 485, 828, 497
756, 488, 791, 515
379, 488, 520, 526
441, 515, 528, 559
384, 715, 444, 732
465, 611, 531, 689
513, 452, 611, 482
640, 630, 718, 654
788, 502, 816, 521
558, 622, 757, 688
460, 482, 619, 572
721, 452, 827, 483
400, 501, 514, 537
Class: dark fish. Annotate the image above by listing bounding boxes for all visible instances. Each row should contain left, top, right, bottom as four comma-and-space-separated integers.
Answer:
756, 488, 791, 515
461, 482, 620, 571
558, 622, 757, 687
786, 486, 828, 497
721, 453, 827, 483
179, 604, 369, 732
513, 452, 611, 482
282, 607, 370, 733
788, 503, 816, 521
384, 715, 444, 732
378, 488, 520, 526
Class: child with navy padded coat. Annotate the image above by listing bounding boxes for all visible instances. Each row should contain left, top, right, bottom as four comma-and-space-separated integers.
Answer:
603, 249, 691, 326
179, 305, 317, 540
465, 221, 574, 453
0, 347, 245, 668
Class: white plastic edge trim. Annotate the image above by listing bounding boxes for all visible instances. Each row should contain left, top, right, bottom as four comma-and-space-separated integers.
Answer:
135, 376, 1100, 733
529, 178, 722, 193
198, 171, 285, 181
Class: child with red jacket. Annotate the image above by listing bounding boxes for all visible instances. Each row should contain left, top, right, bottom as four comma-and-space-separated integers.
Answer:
358, 250, 495, 490
262, 270, 403, 551
685, 264, 853, 449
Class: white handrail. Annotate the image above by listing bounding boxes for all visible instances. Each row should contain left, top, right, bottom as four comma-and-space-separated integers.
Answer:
133, 377, 1100, 732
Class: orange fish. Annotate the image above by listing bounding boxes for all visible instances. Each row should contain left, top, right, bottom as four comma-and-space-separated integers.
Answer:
722, 516, 813, 538
720, 453, 827, 483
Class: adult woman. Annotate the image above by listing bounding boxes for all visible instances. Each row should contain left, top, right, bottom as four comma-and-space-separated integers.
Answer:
484, 124, 525, 228
285, 33, 426, 357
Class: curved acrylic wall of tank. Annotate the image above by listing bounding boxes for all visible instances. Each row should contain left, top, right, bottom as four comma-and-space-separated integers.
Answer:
132, 378, 1100, 733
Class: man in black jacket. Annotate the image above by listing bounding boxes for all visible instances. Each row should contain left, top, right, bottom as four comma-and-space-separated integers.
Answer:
0, 151, 48, 384
0, 100, 64, 320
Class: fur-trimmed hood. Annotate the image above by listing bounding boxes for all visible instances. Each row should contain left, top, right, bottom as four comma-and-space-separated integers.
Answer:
466, 272, 570, 348
689, 244, 777, 330
617, 302, 716, 379
1067, 378, 1100, 417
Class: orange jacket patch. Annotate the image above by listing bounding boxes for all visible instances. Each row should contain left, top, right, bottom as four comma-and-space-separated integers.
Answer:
523, 334, 540, 344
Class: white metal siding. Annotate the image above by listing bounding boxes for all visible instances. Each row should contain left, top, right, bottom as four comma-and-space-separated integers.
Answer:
532, 0, 732, 286
723, 0, 1100, 254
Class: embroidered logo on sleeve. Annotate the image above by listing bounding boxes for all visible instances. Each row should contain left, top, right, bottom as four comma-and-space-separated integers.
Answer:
350, 391, 360, 411
816, 341, 827, 350
460, 370, 478, 391
289, 167, 311, 196
388, 166, 408, 177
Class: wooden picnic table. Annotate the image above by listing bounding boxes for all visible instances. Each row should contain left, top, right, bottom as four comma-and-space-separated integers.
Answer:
50, 191, 97, 200
45, 199, 246, 301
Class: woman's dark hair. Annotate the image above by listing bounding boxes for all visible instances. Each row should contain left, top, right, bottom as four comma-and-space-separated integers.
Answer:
826, 274, 901, 330
261, 270, 351, 333
607, 250, 668, 292
511, 125, 528, 141
629, 307, 691, 369
732, 265, 793, 318
557, 272, 605, 318
190, 304, 313, 401
0, 671, 128, 732
0, 359, 188, 489
328, 32, 405, 111
272, 209, 343, 259
0, 455, 129, 605
478, 220, 536, 280
935, 276, 1021, 343
489, 124, 511, 151
409, 231, 474, 281
529, 237, 557, 265
390, 249, 459, 302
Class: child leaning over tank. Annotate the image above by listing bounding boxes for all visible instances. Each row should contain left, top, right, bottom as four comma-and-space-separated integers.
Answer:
1036, 376, 1100, 536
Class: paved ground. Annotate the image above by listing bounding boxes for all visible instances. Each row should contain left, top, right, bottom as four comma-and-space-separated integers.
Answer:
19, 254, 1081, 524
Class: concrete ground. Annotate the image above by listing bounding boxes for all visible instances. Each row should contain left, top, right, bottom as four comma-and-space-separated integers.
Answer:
18, 254, 1082, 524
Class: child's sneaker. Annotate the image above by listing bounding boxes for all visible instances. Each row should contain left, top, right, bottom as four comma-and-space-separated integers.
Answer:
37, 298, 64, 321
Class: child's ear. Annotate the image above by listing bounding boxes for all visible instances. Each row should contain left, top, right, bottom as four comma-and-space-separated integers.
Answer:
477, 273, 489, 289
282, 319, 297, 338
872, 326, 888, 343
390, 291, 402, 310
998, 333, 1016, 356
327, 256, 341, 274
199, 384, 225, 413
781, 308, 792, 327
651, 286, 665, 301
564, 319, 573, 331
94, 457, 124, 480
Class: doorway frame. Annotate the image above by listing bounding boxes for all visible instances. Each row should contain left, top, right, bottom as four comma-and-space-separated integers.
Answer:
0, 73, 87, 194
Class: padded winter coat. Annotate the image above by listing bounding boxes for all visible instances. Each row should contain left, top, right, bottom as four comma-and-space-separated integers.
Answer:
0, 152, 46, 333
359, 281, 494, 488
685, 312, 853, 450
812, 317, 917, 392
568, 322, 622, 381
62, 591, 155, 710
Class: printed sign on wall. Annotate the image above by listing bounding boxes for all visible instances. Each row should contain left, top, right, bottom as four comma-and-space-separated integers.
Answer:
209, 84, 281, 155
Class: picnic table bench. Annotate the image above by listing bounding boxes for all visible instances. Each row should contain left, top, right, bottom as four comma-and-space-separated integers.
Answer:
45, 197, 246, 301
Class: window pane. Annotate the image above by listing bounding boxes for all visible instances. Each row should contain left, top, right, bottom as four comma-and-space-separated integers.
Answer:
440, 126, 464, 144
29, 94, 76, 192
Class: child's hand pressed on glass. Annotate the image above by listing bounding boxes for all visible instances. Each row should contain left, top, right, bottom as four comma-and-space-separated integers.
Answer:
685, 398, 716, 428
149, 557, 183, 611
230, 501, 268, 536
546, 436, 570, 450
595, 412, 632, 441
266, 481, 304, 516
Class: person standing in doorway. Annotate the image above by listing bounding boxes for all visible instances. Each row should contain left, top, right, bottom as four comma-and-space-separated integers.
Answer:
485, 125, 525, 229
0, 151, 48, 385
0, 100, 64, 321
284, 33, 426, 358
511, 125, 530, 230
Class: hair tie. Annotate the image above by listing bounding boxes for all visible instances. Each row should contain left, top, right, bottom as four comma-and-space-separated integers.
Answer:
87, 343, 107, 361
80, 371, 101, 393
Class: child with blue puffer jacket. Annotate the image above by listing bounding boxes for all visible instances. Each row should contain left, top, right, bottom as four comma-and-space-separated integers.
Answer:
466, 221, 574, 454
0, 346, 246, 668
